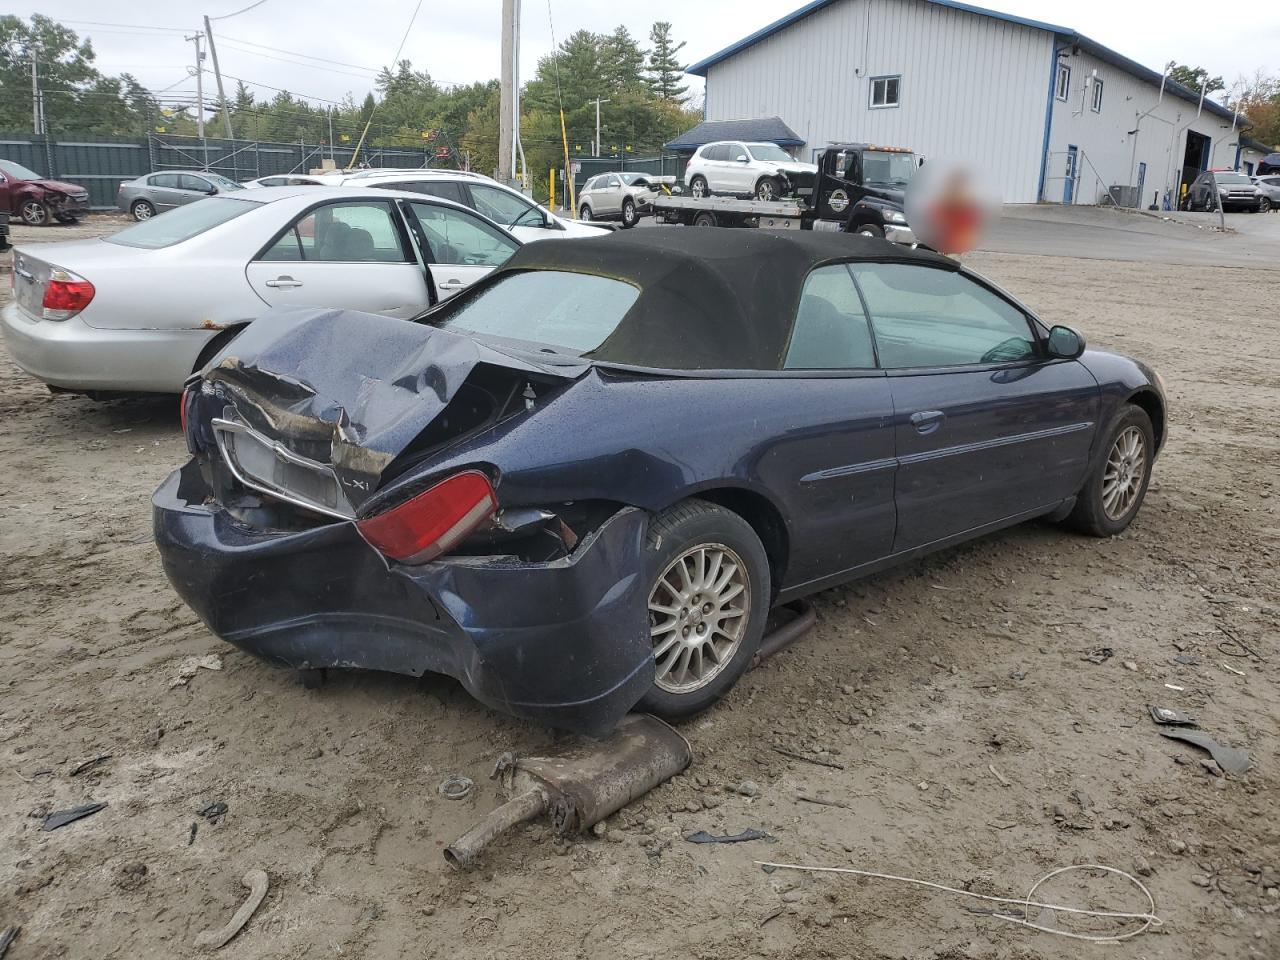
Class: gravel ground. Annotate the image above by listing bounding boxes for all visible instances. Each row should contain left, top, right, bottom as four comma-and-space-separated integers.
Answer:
0, 213, 1277, 959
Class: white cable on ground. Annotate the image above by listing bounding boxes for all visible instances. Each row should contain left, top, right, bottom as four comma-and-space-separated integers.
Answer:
754, 861, 1162, 943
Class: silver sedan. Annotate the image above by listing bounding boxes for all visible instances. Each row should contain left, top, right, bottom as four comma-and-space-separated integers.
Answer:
3, 186, 521, 395
117, 170, 248, 221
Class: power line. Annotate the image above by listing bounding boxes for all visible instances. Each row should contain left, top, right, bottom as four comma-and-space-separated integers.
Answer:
209, 0, 272, 22
215, 34, 382, 73
57, 18, 189, 33
215, 41, 380, 81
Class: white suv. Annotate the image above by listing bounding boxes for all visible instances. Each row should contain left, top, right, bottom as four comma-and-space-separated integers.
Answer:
683, 141, 818, 201
326, 169, 610, 244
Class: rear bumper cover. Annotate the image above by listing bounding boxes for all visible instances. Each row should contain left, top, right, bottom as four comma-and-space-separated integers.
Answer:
152, 464, 655, 734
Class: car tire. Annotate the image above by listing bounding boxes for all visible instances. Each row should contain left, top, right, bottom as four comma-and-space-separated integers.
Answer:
692, 211, 718, 228
755, 176, 782, 201
637, 499, 771, 719
854, 223, 884, 238
579, 204, 593, 221
131, 200, 156, 221
690, 175, 710, 199
1067, 405, 1155, 538
20, 200, 50, 226
621, 198, 637, 228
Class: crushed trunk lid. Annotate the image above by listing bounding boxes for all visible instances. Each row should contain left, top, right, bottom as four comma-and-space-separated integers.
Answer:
199, 306, 586, 518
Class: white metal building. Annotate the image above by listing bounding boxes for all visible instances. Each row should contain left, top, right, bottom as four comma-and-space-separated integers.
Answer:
686, 0, 1262, 206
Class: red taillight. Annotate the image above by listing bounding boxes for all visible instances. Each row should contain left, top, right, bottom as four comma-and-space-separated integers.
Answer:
356, 470, 496, 564
42, 270, 95, 320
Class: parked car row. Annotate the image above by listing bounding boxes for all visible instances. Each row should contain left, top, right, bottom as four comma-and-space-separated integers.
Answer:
1183, 170, 1276, 212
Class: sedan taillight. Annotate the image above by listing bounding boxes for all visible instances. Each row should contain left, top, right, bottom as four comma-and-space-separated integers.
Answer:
357, 470, 496, 564
42, 269, 95, 321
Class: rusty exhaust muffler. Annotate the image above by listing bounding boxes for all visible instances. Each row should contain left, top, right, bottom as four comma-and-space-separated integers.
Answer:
444, 713, 691, 868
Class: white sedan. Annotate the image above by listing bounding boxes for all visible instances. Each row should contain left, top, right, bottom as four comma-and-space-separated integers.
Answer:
2, 186, 521, 395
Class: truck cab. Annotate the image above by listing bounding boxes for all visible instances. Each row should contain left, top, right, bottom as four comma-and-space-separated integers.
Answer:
808, 143, 918, 239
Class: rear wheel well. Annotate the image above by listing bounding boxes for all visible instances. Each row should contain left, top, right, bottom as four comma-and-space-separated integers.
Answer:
689, 488, 789, 596
1128, 389, 1165, 449
192, 323, 248, 374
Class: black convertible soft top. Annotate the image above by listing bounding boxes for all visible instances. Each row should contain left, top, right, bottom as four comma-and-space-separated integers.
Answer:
456, 228, 956, 371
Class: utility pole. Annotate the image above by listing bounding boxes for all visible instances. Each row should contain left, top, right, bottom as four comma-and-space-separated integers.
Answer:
185, 32, 207, 139
593, 98, 611, 156
328, 108, 335, 159
203, 17, 234, 139
498, 0, 515, 183
30, 50, 42, 134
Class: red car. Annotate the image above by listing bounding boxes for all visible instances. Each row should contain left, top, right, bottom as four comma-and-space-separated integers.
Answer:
0, 159, 91, 226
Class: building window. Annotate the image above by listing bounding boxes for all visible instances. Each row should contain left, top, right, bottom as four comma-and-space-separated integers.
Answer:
1091, 78, 1104, 113
1055, 63, 1071, 102
869, 75, 901, 110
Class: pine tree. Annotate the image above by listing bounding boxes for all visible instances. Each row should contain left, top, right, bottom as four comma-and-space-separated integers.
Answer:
646, 21, 688, 103
600, 26, 646, 96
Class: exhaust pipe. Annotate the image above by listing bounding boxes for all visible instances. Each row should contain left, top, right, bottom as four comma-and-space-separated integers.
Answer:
445, 713, 691, 868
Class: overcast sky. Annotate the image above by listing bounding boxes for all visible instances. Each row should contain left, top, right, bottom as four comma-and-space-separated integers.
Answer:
22, 0, 1280, 112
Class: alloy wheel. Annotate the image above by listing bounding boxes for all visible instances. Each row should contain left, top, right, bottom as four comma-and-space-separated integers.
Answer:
757, 180, 776, 201
20, 201, 47, 226
648, 543, 750, 694
1102, 426, 1146, 521
691, 177, 707, 199
133, 202, 154, 221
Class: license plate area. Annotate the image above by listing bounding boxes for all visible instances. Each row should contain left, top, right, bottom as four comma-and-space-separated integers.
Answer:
212, 417, 353, 519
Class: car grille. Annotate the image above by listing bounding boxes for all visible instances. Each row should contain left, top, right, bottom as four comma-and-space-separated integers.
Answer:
212, 416, 354, 519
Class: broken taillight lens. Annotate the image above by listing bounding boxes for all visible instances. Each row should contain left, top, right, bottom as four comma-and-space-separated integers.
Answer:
42, 270, 95, 321
356, 470, 497, 564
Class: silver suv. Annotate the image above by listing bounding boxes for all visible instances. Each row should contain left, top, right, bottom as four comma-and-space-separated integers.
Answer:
683, 141, 818, 201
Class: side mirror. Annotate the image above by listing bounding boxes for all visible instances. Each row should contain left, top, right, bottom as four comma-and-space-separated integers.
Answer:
1046, 325, 1085, 360
207, 186, 218, 195
735, 155, 749, 163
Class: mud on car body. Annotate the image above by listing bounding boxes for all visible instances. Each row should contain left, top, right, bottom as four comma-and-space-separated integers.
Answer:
155, 229, 1167, 734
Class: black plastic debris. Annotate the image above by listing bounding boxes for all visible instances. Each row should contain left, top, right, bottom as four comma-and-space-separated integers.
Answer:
41, 803, 106, 832
1148, 705, 1197, 727
1083, 647, 1114, 665
0, 926, 19, 960
685, 828, 772, 844
1159, 729, 1250, 775
199, 802, 229, 824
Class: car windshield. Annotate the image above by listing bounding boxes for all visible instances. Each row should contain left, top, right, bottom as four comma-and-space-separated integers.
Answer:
747, 144, 793, 163
106, 197, 260, 249
862, 151, 917, 186
0, 159, 43, 181
1215, 173, 1251, 185
206, 172, 245, 190
432, 270, 639, 354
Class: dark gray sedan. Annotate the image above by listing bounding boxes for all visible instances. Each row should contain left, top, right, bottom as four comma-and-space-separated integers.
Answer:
117, 170, 246, 221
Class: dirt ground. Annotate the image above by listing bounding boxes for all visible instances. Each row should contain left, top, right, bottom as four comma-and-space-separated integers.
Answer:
1, 213, 1277, 960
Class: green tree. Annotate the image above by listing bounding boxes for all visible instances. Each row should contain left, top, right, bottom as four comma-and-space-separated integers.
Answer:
646, 22, 688, 102
1168, 64, 1225, 94
600, 26, 646, 96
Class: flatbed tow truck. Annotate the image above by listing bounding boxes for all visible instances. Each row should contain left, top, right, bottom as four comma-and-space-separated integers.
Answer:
653, 143, 920, 244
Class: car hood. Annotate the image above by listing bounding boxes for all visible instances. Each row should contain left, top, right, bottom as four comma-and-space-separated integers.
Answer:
30, 178, 88, 195
198, 306, 587, 515
761, 162, 819, 176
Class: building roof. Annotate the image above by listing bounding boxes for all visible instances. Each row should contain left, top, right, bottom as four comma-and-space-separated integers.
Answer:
663, 116, 805, 152
685, 0, 1243, 125
1241, 135, 1277, 153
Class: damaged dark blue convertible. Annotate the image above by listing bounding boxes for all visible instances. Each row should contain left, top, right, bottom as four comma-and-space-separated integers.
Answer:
154, 229, 1166, 734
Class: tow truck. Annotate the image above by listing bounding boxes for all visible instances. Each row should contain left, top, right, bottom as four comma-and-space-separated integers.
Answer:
653, 143, 920, 243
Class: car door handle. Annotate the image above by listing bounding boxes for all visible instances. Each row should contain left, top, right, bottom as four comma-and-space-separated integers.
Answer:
438, 279, 466, 289
264, 277, 303, 288
910, 410, 945, 434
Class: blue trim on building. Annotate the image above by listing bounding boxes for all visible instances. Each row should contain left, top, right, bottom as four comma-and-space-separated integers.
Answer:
1037, 41, 1070, 203
684, 0, 1243, 126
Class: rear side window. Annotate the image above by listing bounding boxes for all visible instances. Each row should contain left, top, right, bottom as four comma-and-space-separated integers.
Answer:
260, 201, 409, 263
784, 265, 877, 370
149, 173, 181, 188
107, 197, 259, 249
434, 271, 639, 354
850, 263, 1037, 368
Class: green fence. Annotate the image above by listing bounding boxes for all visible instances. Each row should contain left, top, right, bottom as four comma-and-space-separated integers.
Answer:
0, 132, 441, 210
